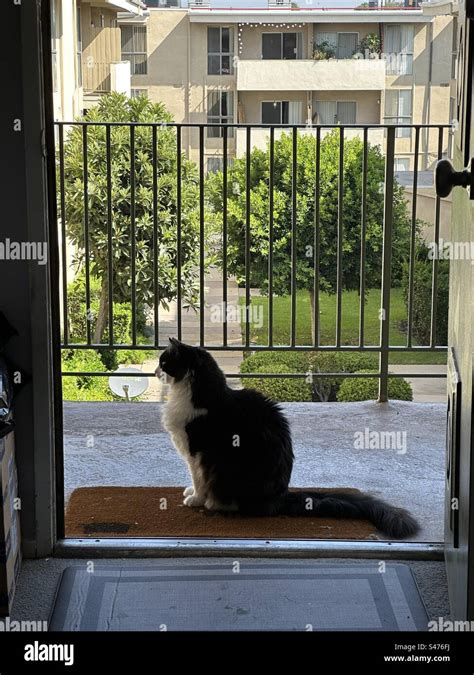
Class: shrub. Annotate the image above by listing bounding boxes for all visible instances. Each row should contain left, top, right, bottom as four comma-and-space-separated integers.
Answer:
307, 352, 378, 402
61, 349, 114, 401
67, 274, 156, 369
242, 362, 312, 402
337, 370, 413, 402
240, 350, 379, 402
359, 33, 381, 56
240, 350, 309, 373
401, 241, 449, 346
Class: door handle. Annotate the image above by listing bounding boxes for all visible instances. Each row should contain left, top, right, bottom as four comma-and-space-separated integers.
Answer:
435, 158, 473, 199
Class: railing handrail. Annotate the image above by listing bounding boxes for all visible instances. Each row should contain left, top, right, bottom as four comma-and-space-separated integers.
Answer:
56, 119, 448, 400
54, 121, 452, 130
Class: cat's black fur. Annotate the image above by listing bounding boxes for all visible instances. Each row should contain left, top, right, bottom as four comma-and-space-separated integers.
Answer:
159, 338, 419, 539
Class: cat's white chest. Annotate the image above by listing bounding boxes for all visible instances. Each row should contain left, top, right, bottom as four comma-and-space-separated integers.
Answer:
162, 379, 207, 459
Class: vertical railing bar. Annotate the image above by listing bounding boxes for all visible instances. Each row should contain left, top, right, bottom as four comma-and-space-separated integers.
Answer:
291, 126, 297, 348
268, 127, 274, 348
130, 125, 137, 346
106, 125, 114, 346
359, 127, 368, 348
82, 125, 92, 346
245, 127, 251, 348
430, 127, 443, 348
152, 125, 159, 349
176, 125, 182, 342
199, 125, 205, 347
59, 124, 69, 346
378, 126, 396, 402
314, 126, 321, 349
336, 126, 344, 348
407, 126, 420, 348
223, 126, 228, 348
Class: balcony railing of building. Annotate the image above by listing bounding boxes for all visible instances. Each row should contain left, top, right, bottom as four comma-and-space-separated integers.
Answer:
82, 61, 111, 94
188, 3, 423, 12
55, 121, 450, 402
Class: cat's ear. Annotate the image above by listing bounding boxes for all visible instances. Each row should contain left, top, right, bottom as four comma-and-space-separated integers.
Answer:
169, 337, 186, 352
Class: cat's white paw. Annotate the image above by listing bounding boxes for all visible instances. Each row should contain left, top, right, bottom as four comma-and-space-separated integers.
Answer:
183, 486, 194, 497
183, 494, 205, 507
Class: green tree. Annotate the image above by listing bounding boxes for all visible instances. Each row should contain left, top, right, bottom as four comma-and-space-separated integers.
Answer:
206, 130, 411, 325
61, 92, 204, 342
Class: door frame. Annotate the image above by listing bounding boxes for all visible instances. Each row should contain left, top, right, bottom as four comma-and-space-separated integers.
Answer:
24, 0, 446, 561
3, 0, 60, 557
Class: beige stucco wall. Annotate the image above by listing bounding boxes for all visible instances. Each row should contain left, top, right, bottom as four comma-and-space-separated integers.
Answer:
405, 187, 452, 242
134, 10, 453, 169
132, 9, 189, 122
237, 58, 386, 92
81, 5, 121, 93
54, 0, 83, 121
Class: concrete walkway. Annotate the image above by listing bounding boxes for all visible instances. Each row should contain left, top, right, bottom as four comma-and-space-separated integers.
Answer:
63, 400, 446, 543
389, 365, 446, 403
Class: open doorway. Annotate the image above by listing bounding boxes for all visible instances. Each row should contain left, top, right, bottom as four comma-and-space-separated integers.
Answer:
49, 1, 453, 550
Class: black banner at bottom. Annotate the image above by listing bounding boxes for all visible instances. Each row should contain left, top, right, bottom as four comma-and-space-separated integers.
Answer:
0, 631, 471, 673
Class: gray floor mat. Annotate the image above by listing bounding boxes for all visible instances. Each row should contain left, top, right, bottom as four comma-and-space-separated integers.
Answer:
49, 562, 429, 631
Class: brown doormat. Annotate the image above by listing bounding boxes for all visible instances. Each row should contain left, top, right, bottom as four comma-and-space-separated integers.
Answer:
65, 487, 379, 540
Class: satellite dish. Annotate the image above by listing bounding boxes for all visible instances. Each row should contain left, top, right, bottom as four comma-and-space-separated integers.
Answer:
108, 367, 149, 401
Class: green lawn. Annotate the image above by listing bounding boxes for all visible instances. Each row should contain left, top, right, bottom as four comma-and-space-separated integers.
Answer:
240, 288, 446, 365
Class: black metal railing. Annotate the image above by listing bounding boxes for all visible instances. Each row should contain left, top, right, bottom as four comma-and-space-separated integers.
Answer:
56, 121, 450, 401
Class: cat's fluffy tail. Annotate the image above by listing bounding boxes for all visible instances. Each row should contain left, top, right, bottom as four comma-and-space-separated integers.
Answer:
276, 490, 419, 539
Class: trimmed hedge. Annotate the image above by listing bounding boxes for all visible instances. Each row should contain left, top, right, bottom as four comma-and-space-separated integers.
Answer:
307, 352, 378, 401
240, 351, 379, 402
242, 362, 312, 402
337, 370, 413, 402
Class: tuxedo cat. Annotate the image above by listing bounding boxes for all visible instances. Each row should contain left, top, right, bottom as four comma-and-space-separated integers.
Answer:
158, 338, 419, 539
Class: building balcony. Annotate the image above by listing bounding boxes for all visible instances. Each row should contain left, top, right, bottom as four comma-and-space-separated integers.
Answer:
236, 58, 386, 92
104, 0, 146, 15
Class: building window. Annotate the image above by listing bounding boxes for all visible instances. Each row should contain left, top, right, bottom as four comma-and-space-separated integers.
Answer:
262, 101, 288, 124
207, 91, 234, 137
315, 32, 358, 59
146, 0, 180, 6
394, 157, 410, 172
384, 25, 414, 75
76, 6, 82, 87
385, 90, 412, 138
121, 25, 148, 76
261, 100, 303, 124
208, 27, 234, 75
207, 158, 223, 173
262, 32, 303, 59
131, 89, 148, 99
314, 101, 357, 125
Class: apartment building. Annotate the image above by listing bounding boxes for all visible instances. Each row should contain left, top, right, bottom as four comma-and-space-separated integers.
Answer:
121, 0, 455, 174
51, 0, 146, 121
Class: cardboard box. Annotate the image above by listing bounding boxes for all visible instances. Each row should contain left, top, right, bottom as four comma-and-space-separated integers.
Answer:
0, 427, 21, 616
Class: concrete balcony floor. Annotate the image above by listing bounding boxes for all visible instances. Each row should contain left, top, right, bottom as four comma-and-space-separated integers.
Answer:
63, 400, 446, 543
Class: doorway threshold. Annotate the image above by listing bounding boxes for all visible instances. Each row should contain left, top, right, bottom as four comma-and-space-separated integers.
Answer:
54, 538, 444, 560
